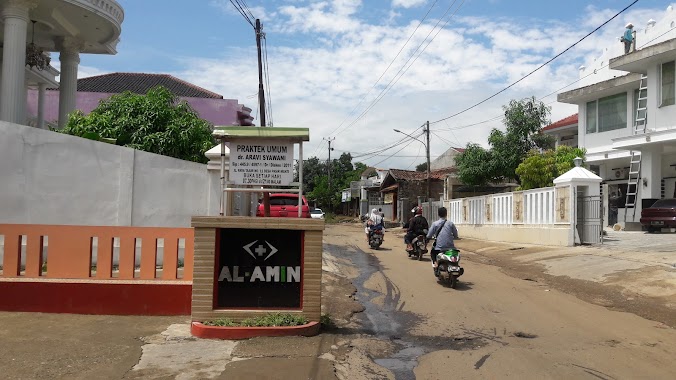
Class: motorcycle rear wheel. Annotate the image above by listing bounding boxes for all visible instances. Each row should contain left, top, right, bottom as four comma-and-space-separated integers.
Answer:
449, 275, 458, 289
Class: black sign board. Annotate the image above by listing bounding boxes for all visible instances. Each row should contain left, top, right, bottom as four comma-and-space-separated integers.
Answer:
216, 228, 302, 308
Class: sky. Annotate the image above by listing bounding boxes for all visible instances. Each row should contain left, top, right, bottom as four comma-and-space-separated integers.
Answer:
73, 0, 674, 169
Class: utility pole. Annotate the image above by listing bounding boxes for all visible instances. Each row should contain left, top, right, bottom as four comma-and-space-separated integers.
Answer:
425, 120, 431, 217
255, 18, 270, 215
255, 19, 266, 128
325, 137, 335, 209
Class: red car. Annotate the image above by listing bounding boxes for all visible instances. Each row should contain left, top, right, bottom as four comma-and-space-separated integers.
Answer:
640, 198, 676, 232
256, 193, 311, 218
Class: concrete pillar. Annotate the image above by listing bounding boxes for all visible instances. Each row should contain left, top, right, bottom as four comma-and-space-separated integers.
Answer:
641, 146, 662, 199
36, 82, 46, 129
56, 38, 82, 128
0, 0, 37, 124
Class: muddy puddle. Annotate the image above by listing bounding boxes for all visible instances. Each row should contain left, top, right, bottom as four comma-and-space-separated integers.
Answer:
324, 243, 481, 380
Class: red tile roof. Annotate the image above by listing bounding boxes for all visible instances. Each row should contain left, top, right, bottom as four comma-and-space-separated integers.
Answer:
543, 114, 578, 131
58, 73, 224, 99
389, 168, 456, 181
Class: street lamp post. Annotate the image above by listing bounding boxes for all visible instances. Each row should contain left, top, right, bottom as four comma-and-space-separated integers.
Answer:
394, 122, 431, 218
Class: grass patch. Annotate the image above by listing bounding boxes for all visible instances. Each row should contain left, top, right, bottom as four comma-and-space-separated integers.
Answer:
203, 318, 238, 327
203, 313, 309, 327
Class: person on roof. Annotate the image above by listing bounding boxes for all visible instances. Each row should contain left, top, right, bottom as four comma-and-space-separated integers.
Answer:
622, 23, 634, 54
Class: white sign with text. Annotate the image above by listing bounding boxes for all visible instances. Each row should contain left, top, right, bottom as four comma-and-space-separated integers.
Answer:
229, 139, 294, 186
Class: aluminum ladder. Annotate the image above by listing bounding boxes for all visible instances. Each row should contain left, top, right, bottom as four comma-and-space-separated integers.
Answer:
624, 74, 648, 222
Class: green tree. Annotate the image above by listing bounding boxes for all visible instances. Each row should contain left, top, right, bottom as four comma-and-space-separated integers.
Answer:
515, 146, 587, 190
455, 143, 495, 186
296, 153, 367, 211
415, 162, 427, 172
59, 86, 215, 163
456, 97, 554, 186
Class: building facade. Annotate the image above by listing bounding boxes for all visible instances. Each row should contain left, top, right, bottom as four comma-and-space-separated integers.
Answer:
0, 0, 124, 129
558, 5, 676, 227
26, 73, 254, 128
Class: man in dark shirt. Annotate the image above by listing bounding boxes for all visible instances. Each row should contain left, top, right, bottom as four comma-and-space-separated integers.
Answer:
403, 206, 429, 251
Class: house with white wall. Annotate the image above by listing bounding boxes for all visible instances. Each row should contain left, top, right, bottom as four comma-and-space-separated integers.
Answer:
557, 5, 676, 228
0, 0, 123, 129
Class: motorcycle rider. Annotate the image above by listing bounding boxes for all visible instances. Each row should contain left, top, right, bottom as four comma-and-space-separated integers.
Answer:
365, 208, 384, 243
426, 207, 459, 268
403, 206, 429, 251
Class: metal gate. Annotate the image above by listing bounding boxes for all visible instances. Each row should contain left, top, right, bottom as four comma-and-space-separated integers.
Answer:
577, 195, 603, 244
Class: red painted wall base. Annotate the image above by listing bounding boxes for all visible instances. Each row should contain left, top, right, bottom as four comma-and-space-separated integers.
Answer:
191, 321, 321, 340
0, 281, 192, 316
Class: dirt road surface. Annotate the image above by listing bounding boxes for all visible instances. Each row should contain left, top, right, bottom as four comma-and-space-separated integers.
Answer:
323, 223, 676, 379
1, 223, 674, 379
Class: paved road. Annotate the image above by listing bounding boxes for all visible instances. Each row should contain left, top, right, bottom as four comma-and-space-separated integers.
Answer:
323, 224, 676, 379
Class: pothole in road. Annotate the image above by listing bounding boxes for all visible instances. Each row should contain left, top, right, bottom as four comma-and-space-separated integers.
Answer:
324, 243, 484, 380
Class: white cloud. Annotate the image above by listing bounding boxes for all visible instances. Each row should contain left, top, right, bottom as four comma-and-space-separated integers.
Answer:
109, 3, 669, 168
392, 0, 427, 9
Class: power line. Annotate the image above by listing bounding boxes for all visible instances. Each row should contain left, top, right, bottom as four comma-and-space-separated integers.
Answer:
406, 143, 424, 170
329, 0, 440, 135
429, 0, 639, 126
431, 130, 460, 147
430, 20, 676, 136
332, 0, 465, 138
370, 138, 418, 167
229, 0, 254, 26
263, 33, 273, 126
352, 128, 426, 160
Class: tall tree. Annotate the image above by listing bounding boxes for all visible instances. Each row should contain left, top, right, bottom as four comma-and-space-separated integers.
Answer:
59, 86, 215, 163
456, 97, 554, 186
415, 162, 427, 172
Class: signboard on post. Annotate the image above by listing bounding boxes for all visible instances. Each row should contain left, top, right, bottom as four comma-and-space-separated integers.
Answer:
216, 228, 302, 309
229, 139, 295, 186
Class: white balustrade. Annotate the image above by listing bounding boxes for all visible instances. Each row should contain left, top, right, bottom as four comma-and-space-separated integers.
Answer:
524, 188, 555, 225
448, 200, 462, 224
492, 194, 513, 225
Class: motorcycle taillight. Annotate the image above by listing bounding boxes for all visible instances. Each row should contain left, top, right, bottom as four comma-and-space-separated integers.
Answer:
450, 256, 459, 263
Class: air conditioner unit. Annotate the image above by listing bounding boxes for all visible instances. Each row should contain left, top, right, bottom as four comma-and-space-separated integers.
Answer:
613, 169, 627, 179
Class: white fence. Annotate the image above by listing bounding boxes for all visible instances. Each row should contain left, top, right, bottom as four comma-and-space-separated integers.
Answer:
444, 185, 576, 246
448, 187, 563, 226
492, 194, 513, 225
523, 187, 555, 225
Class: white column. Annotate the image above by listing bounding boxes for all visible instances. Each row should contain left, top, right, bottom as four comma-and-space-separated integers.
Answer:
641, 146, 662, 199
37, 82, 46, 129
56, 38, 82, 128
0, 0, 37, 124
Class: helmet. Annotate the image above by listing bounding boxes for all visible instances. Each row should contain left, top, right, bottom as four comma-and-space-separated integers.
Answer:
415, 206, 423, 215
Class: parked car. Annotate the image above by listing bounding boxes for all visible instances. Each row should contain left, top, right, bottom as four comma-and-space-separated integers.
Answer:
256, 193, 310, 218
310, 208, 325, 219
640, 198, 676, 232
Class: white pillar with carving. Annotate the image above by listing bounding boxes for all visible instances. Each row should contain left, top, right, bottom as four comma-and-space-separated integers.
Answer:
0, 0, 37, 124
57, 39, 81, 128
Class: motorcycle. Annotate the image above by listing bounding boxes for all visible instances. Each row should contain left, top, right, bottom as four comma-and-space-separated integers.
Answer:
407, 233, 428, 260
368, 226, 384, 249
433, 249, 464, 288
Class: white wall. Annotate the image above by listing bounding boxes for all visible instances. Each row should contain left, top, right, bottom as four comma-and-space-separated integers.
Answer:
647, 64, 676, 131
577, 90, 634, 153
0, 121, 219, 227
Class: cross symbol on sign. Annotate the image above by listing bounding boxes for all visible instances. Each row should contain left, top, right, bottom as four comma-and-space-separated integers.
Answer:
254, 244, 267, 257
